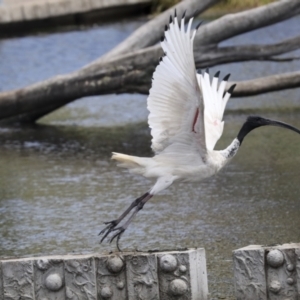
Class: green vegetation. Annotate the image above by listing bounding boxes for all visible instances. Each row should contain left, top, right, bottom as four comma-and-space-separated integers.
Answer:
152, 0, 277, 15
151, 0, 180, 13
203, 0, 277, 17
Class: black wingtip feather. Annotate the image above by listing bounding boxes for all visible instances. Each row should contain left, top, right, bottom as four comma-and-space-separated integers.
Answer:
222, 84, 236, 98
174, 8, 177, 18
160, 35, 164, 42
169, 15, 173, 24
214, 71, 220, 78
223, 73, 231, 81
197, 69, 202, 74
195, 21, 203, 30
205, 68, 209, 75
182, 10, 186, 19
227, 84, 236, 94
165, 24, 168, 31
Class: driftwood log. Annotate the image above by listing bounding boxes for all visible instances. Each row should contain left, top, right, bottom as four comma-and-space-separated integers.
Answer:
0, 0, 299, 123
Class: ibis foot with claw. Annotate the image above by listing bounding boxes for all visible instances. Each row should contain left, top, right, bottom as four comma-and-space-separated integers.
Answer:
99, 192, 153, 250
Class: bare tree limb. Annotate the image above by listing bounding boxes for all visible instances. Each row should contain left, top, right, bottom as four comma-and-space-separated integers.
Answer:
263, 56, 300, 62
194, 35, 300, 67
195, 0, 300, 46
229, 71, 300, 97
82, 0, 220, 71
0, 0, 299, 123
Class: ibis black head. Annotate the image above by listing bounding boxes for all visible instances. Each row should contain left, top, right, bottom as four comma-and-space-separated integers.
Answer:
237, 116, 300, 145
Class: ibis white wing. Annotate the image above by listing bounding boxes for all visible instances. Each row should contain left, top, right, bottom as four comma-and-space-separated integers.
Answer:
147, 15, 206, 157
197, 71, 235, 150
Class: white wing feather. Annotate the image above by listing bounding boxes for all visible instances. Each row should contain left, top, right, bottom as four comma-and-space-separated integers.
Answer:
147, 16, 206, 156
197, 72, 233, 150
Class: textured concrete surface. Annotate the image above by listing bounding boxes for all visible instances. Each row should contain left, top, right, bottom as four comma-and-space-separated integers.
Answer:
0, 0, 150, 24
233, 243, 300, 300
0, 248, 208, 300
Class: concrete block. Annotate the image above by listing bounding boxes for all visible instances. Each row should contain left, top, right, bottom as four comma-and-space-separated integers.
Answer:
22, 2, 50, 20
0, 262, 3, 299
96, 254, 127, 300
233, 243, 300, 300
126, 253, 159, 299
157, 249, 208, 300
9, 5, 23, 22
48, 0, 69, 17
1, 259, 35, 299
34, 257, 65, 299
0, 7, 11, 23
296, 248, 300, 296
0, 248, 208, 300
189, 248, 208, 300
67, 0, 91, 13
64, 255, 97, 300
89, 0, 105, 10
233, 245, 267, 300
266, 247, 298, 300
100, 0, 120, 8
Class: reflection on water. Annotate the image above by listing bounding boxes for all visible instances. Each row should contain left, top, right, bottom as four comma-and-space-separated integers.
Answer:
0, 15, 300, 300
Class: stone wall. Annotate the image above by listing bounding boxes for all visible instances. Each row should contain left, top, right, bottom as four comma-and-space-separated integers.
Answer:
0, 248, 208, 300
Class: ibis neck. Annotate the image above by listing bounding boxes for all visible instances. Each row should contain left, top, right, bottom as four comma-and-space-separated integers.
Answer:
219, 138, 240, 160
211, 138, 240, 172
219, 116, 300, 162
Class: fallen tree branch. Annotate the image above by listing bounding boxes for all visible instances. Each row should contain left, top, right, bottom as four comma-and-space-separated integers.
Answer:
263, 56, 300, 62
82, 0, 220, 71
229, 71, 300, 97
194, 35, 300, 67
0, 0, 299, 123
195, 0, 300, 46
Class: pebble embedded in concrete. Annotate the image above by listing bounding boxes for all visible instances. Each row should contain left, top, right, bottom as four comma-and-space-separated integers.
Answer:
169, 278, 188, 296
179, 264, 187, 273
117, 281, 124, 289
36, 259, 50, 270
269, 280, 281, 294
160, 254, 177, 272
45, 273, 63, 291
286, 264, 294, 271
100, 286, 113, 298
106, 256, 124, 273
267, 249, 284, 268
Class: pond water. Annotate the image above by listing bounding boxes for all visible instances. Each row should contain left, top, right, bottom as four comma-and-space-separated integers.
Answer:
0, 15, 300, 300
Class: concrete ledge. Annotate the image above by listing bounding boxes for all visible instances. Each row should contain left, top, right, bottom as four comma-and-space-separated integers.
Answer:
0, 248, 208, 300
233, 243, 300, 300
0, 0, 150, 23
0, 0, 151, 37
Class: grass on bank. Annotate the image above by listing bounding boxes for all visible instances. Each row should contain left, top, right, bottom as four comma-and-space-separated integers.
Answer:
152, 0, 277, 16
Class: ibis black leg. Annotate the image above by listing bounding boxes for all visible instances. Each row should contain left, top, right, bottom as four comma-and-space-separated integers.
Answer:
99, 192, 152, 249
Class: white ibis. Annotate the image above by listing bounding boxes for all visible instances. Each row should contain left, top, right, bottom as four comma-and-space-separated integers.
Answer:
99, 12, 300, 249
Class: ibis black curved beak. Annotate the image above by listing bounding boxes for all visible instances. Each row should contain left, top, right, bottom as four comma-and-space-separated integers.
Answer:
237, 116, 300, 145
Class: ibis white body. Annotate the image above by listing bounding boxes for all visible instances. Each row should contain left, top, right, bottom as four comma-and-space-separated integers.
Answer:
112, 146, 235, 195
100, 13, 300, 247
112, 15, 239, 196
